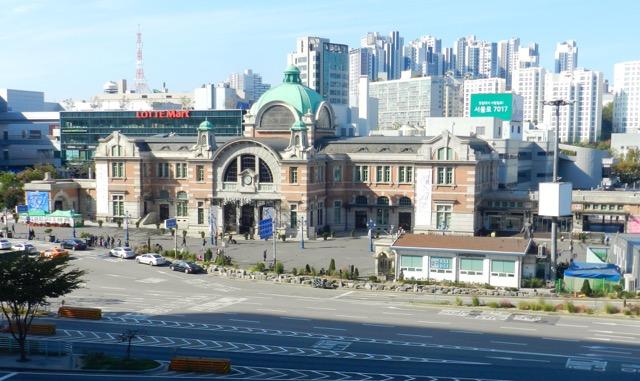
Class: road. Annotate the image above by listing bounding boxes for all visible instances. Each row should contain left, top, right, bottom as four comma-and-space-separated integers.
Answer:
0, 242, 639, 380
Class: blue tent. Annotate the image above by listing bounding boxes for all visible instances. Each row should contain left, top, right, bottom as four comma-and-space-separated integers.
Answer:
563, 262, 621, 292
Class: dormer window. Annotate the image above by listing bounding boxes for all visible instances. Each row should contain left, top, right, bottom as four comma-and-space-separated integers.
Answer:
437, 147, 454, 160
111, 145, 123, 156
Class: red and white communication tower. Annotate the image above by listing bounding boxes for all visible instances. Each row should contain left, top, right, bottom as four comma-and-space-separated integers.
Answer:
134, 25, 151, 94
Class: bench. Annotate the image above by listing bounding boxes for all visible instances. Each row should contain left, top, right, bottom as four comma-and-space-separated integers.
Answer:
169, 356, 231, 373
58, 306, 102, 320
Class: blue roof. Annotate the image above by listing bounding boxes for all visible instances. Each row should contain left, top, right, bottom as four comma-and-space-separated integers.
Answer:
564, 261, 621, 282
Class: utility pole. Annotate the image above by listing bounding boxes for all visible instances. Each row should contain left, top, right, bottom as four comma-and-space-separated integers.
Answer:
299, 216, 305, 249
542, 99, 573, 281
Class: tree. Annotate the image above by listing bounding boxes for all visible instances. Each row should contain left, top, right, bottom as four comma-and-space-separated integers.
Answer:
580, 279, 592, 297
328, 258, 336, 274
612, 148, 640, 185
0, 253, 84, 361
601, 102, 613, 141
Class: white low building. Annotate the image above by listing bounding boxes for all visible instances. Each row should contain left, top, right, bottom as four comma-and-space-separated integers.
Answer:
390, 234, 532, 288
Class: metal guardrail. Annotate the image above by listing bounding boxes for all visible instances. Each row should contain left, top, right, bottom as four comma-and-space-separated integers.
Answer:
0, 335, 72, 356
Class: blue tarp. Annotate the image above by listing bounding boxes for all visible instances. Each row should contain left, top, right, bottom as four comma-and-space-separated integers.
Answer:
564, 261, 621, 282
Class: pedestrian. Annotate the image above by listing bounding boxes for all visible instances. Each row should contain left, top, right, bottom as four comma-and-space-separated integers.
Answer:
263, 249, 267, 262
11, 224, 15, 233
182, 235, 187, 247
117, 238, 122, 247
202, 238, 206, 247
111, 236, 115, 247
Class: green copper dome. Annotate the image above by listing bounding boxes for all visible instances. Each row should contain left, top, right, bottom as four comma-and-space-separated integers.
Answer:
198, 119, 214, 131
250, 65, 326, 118
291, 120, 307, 131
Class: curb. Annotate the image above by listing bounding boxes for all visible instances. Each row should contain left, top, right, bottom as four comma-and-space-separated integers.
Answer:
0, 356, 165, 374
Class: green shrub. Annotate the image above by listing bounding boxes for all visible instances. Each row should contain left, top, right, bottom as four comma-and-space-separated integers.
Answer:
354, 268, 359, 278
605, 304, 620, 314
368, 275, 378, 282
329, 259, 336, 273
565, 302, 577, 313
455, 297, 463, 306
275, 261, 284, 274
204, 248, 213, 262
580, 280, 592, 297
471, 296, 480, 307
305, 264, 311, 274
518, 301, 532, 310
543, 303, 555, 312
522, 277, 545, 288
487, 301, 498, 308
98, 220, 104, 228
291, 267, 298, 276
253, 262, 266, 272
585, 307, 595, 314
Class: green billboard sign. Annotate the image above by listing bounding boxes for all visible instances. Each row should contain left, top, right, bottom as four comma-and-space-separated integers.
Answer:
470, 93, 513, 120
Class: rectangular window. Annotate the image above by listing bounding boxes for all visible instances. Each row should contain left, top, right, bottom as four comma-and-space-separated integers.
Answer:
317, 202, 324, 226
355, 165, 369, 182
333, 200, 341, 224
290, 167, 298, 184
175, 163, 187, 179
436, 204, 452, 230
290, 204, 297, 228
176, 200, 188, 217
111, 162, 124, 178
111, 195, 124, 217
430, 256, 453, 273
400, 255, 423, 272
333, 166, 342, 182
376, 166, 390, 182
491, 260, 516, 277
157, 163, 169, 178
460, 258, 484, 275
376, 208, 389, 225
437, 167, 454, 185
197, 201, 204, 224
196, 165, 205, 182
309, 167, 315, 183
399, 166, 413, 183
384, 166, 391, 182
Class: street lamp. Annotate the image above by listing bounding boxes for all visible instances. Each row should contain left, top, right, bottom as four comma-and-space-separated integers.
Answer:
367, 218, 376, 253
71, 209, 76, 238
299, 216, 305, 249
124, 211, 131, 247
542, 99, 573, 282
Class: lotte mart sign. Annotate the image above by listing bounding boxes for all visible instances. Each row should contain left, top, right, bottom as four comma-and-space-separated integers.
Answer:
470, 93, 513, 120
135, 110, 190, 119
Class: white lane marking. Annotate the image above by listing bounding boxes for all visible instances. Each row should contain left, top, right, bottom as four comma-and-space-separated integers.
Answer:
584, 345, 640, 352
362, 323, 393, 328
381, 312, 413, 316
281, 317, 311, 321
542, 337, 580, 342
99, 286, 126, 290
229, 319, 260, 324
313, 326, 347, 331
499, 326, 537, 332
557, 323, 588, 328
418, 320, 451, 325
488, 356, 550, 363
241, 302, 263, 306
336, 314, 367, 319
0, 373, 17, 381
594, 321, 640, 328
491, 341, 527, 346
331, 291, 354, 299
450, 330, 484, 335
258, 292, 324, 300
566, 358, 607, 371
305, 307, 336, 311
591, 330, 640, 337
590, 337, 611, 342
255, 308, 286, 313
588, 349, 632, 355
398, 333, 432, 339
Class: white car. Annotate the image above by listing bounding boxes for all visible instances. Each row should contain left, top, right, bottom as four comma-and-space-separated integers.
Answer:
11, 242, 37, 254
0, 239, 11, 250
136, 253, 166, 266
109, 247, 135, 259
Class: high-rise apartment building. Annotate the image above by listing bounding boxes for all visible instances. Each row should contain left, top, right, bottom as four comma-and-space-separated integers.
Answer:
287, 36, 349, 105
369, 73, 444, 129
497, 38, 520, 88
404, 36, 443, 76
554, 40, 578, 73
613, 61, 640, 133
543, 69, 603, 143
361, 31, 404, 80
453, 36, 470, 77
512, 67, 546, 124
478, 41, 498, 78
348, 48, 373, 108
463, 78, 506, 116
226, 69, 271, 104
518, 43, 540, 69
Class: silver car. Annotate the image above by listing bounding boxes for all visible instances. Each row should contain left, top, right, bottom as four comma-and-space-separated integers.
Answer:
0, 239, 11, 250
136, 253, 166, 266
11, 242, 37, 254
109, 247, 135, 259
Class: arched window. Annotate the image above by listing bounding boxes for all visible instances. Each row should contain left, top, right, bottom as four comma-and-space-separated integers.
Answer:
259, 159, 273, 183
355, 196, 368, 205
437, 147, 454, 160
377, 196, 389, 206
399, 196, 412, 206
260, 105, 295, 130
223, 161, 237, 182
176, 191, 188, 217
317, 107, 332, 129
111, 145, 123, 156
241, 154, 255, 172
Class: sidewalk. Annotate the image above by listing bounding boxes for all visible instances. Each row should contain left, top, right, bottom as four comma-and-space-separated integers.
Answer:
0, 353, 74, 371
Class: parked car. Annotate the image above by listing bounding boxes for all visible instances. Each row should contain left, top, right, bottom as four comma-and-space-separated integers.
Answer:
136, 253, 166, 266
169, 260, 205, 274
0, 239, 12, 250
61, 238, 87, 251
109, 247, 135, 259
11, 242, 37, 254
41, 247, 69, 259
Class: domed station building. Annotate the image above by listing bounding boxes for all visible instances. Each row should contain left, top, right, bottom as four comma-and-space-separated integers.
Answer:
68, 66, 499, 238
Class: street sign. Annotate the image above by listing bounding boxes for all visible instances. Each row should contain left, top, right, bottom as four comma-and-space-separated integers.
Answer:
470, 93, 513, 120
164, 218, 177, 229
15, 205, 28, 214
263, 207, 276, 221
259, 218, 273, 240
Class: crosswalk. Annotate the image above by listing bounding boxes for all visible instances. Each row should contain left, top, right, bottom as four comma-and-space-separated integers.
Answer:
438, 309, 545, 323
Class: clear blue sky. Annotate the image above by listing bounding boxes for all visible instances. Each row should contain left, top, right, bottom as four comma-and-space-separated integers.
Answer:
1, 0, 637, 101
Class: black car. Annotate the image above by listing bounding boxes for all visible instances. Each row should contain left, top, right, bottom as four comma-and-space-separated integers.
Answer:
61, 238, 87, 250
169, 260, 205, 274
